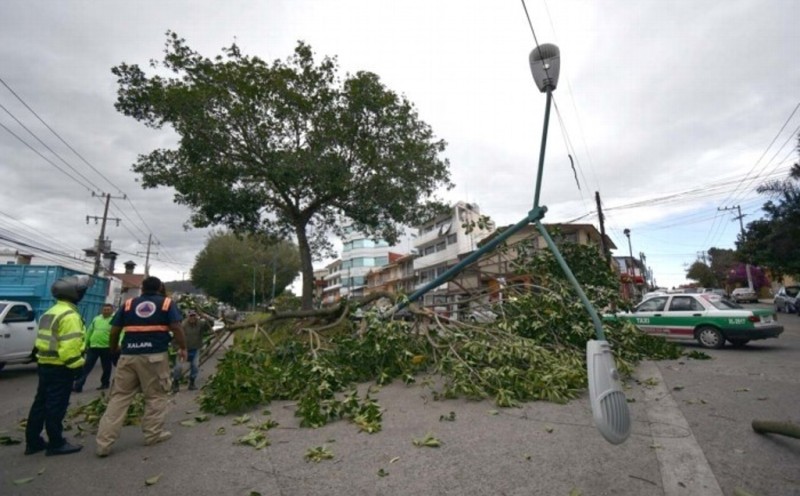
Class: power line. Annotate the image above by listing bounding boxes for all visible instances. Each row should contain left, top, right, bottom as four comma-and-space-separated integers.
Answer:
0, 75, 125, 195
721, 101, 800, 206
0, 120, 94, 192
0, 101, 104, 192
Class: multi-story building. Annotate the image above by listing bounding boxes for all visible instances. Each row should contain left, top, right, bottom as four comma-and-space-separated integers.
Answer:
411, 201, 496, 316
420, 222, 614, 318
321, 222, 394, 303
364, 252, 416, 296
321, 259, 343, 306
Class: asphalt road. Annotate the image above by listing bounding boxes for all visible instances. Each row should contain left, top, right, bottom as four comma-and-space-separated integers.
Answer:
0, 304, 797, 496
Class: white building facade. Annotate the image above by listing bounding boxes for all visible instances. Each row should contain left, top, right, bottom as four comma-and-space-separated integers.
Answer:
412, 201, 495, 313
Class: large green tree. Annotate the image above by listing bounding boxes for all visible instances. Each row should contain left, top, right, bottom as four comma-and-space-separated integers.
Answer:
686, 261, 717, 287
192, 231, 301, 309
739, 136, 800, 279
707, 247, 736, 288
113, 33, 452, 309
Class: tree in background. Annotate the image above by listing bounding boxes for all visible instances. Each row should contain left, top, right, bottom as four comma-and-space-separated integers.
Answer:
739, 135, 800, 280
192, 231, 301, 309
707, 247, 736, 288
113, 33, 452, 309
686, 261, 717, 288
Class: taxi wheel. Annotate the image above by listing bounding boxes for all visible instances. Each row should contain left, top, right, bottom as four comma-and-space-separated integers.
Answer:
696, 326, 725, 349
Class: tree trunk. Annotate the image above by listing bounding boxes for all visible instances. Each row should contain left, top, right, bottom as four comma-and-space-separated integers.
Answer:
295, 224, 315, 310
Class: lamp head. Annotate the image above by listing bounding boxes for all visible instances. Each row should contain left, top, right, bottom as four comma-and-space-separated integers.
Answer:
529, 43, 560, 92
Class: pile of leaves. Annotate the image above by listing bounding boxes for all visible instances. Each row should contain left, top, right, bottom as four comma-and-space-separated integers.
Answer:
66, 393, 146, 434
199, 240, 681, 426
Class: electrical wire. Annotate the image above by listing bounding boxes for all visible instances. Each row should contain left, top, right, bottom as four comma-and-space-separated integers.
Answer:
0, 75, 125, 195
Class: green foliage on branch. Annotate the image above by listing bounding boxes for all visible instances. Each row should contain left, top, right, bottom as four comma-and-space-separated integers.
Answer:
199, 239, 681, 427
113, 33, 452, 309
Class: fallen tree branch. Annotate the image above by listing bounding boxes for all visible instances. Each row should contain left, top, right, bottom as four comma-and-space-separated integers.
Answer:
751, 420, 800, 439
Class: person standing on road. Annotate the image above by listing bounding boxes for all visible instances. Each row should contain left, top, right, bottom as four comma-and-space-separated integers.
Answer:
24, 275, 90, 456
95, 276, 187, 457
73, 303, 115, 392
172, 310, 210, 392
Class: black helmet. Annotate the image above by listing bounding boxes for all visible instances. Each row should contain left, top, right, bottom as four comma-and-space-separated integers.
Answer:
51, 275, 92, 304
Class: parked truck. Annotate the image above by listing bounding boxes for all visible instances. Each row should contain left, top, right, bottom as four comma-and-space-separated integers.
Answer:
0, 265, 108, 371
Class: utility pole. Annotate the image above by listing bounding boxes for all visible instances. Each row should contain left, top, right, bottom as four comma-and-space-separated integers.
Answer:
595, 191, 611, 264
719, 205, 753, 290
86, 192, 123, 276
270, 255, 278, 303
137, 234, 159, 277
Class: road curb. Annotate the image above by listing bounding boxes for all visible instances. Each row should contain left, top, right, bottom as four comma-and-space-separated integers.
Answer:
638, 360, 723, 496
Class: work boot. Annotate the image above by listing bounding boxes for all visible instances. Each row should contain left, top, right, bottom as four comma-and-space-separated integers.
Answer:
46, 440, 82, 456
24, 437, 47, 455
171, 381, 179, 394
188, 379, 197, 391
144, 431, 172, 446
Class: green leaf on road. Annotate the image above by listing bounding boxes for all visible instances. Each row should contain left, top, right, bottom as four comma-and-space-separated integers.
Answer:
180, 419, 197, 427
304, 445, 334, 462
569, 488, 582, 496
685, 350, 711, 360
488, 410, 499, 416
194, 414, 210, 423
672, 385, 685, 391
0, 435, 22, 445
38, 467, 46, 475
734, 388, 750, 392
215, 427, 226, 435
412, 433, 441, 448
14, 477, 34, 485
145, 474, 162, 486
377, 468, 388, 477
233, 414, 251, 425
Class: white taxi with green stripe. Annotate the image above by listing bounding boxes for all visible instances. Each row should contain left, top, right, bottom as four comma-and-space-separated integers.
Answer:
605, 293, 783, 349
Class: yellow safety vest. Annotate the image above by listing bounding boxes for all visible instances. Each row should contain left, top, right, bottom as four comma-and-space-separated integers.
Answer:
35, 300, 86, 369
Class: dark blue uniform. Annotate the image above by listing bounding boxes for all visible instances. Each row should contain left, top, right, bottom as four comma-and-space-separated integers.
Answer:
114, 295, 182, 354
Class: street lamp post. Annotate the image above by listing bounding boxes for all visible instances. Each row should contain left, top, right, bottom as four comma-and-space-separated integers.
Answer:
242, 264, 256, 311
623, 228, 634, 277
270, 255, 277, 303
623, 228, 637, 300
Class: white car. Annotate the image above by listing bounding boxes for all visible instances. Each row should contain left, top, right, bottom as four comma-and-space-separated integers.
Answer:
731, 287, 758, 304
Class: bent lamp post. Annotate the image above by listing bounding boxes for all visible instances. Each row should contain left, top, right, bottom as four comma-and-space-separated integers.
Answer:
392, 44, 631, 444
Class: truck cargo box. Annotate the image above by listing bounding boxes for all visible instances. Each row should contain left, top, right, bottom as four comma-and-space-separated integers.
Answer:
0, 265, 109, 324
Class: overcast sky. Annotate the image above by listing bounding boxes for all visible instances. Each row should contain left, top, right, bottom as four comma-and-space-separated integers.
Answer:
0, 0, 798, 291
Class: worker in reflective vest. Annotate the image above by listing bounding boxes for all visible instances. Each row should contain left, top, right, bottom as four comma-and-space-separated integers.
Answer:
95, 276, 187, 457
24, 275, 90, 456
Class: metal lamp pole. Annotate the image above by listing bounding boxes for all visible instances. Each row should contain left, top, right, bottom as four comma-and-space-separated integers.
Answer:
242, 264, 256, 311
391, 43, 630, 444
251, 266, 256, 311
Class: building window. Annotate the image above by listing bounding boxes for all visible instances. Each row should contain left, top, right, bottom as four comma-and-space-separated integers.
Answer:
375, 256, 388, 266
424, 245, 435, 255
447, 233, 457, 245
436, 242, 446, 252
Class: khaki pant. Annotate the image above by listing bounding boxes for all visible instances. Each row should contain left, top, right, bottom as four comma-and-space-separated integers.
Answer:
96, 353, 171, 450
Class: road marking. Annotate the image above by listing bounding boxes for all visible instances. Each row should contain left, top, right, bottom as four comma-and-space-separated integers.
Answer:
639, 361, 723, 496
